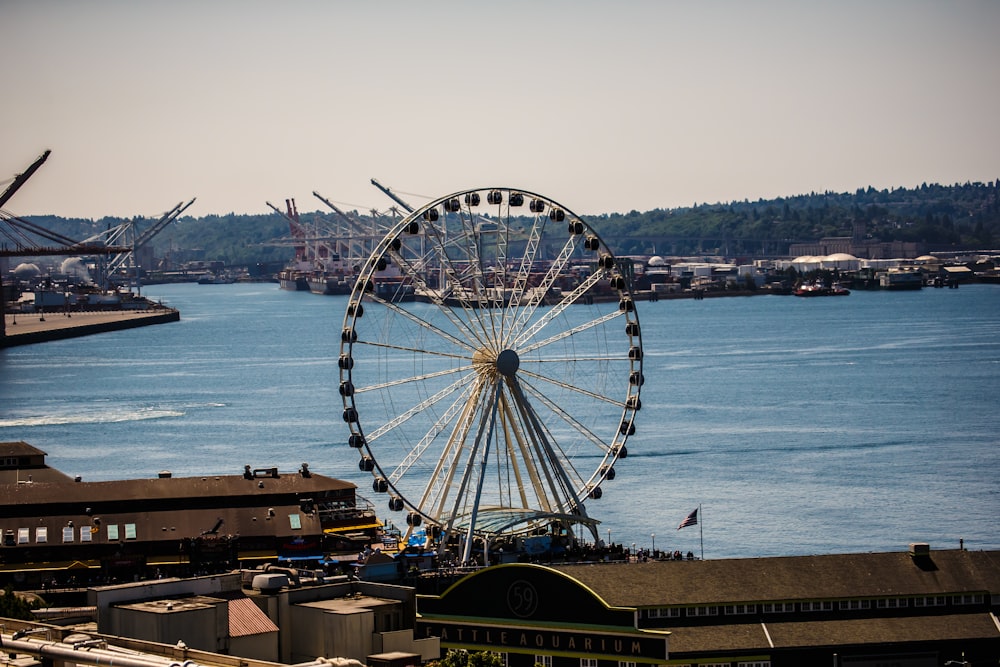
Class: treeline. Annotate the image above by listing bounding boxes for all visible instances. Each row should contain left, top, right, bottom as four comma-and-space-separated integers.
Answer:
20, 181, 1000, 266
593, 180, 1000, 256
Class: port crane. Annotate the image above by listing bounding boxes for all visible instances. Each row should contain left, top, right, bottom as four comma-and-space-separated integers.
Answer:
0, 150, 50, 210
85, 198, 196, 292
1, 151, 122, 337
370, 178, 415, 214
311, 191, 394, 263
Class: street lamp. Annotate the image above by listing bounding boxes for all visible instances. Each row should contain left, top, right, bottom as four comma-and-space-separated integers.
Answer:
632, 542, 636, 558
651, 533, 656, 554
606, 528, 611, 546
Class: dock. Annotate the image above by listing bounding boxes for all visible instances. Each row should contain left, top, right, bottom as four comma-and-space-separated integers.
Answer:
1, 307, 179, 348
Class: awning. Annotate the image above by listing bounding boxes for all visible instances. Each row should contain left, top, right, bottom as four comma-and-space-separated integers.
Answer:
0, 559, 100, 573
324, 522, 382, 533
146, 555, 191, 566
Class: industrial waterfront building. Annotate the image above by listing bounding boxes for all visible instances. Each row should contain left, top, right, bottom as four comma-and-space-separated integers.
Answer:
3, 441, 999, 665
0, 441, 380, 586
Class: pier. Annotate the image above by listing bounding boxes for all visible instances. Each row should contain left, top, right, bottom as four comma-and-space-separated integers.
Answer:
1, 307, 179, 348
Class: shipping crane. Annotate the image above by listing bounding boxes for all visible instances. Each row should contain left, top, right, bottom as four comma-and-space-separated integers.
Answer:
89, 198, 196, 292
0, 150, 50, 210
311, 191, 388, 262
370, 178, 415, 214
0, 150, 121, 336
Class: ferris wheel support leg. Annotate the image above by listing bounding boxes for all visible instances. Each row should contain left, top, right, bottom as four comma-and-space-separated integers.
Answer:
461, 382, 503, 565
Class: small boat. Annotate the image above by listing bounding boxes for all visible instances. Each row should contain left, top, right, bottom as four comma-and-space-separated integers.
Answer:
794, 281, 850, 297
197, 273, 234, 285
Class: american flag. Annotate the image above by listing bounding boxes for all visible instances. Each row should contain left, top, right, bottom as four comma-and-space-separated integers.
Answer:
677, 507, 698, 530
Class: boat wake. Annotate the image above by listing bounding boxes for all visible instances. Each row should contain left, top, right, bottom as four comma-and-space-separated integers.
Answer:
0, 407, 186, 428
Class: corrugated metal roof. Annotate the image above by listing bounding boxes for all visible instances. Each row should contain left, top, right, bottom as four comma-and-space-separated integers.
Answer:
228, 597, 278, 637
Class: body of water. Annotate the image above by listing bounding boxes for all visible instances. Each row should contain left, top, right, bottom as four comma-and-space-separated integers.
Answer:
1, 282, 997, 559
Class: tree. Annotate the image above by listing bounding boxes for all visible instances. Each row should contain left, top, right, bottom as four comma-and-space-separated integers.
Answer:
430, 649, 504, 667
0, 586, 40, 620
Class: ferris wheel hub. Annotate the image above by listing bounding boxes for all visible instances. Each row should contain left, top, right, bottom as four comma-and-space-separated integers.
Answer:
496, 349, 520, 377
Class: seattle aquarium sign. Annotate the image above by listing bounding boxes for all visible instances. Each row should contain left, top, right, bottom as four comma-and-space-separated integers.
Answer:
416, 564, 669, 662
418, 621, 668, 661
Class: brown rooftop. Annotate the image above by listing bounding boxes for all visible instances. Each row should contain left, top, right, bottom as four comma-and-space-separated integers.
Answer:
0, 441, 47, 458
551, 549, 1000, 606
0, 470, 356, 509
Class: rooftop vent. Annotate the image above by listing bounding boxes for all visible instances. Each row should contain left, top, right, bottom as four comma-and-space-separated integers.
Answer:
252, 573, 289, 594
158, 470, 172, 478
909, 542, 930, 557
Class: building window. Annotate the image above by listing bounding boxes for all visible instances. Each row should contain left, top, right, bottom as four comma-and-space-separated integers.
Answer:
580, 659, 598, 667
761, 602, 795, 613
876, 597, 908, 609
954, 594, 984, 605
17, 528, 30, 544
80, 526, 93, 543
838, 599, 871, 610
724, 604, 757, 615
914, 596, 947, 607
738, 662, 772, 667
647, 608, 681, 618
107, 524, 119, 541
534, 655, 552, 667
62, 526, 75, 543
689, 605, 719, 616
289, 513, 302, 530
802, 601, 833, 612
35, 527, 47, 543
125, 523, 137, 540
618, 662, 637, 667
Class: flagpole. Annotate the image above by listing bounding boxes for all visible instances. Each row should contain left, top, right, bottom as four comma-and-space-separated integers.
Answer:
699, 503, 704, 560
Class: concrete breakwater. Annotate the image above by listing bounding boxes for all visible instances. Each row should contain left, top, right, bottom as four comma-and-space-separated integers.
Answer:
1, 308, 180, 348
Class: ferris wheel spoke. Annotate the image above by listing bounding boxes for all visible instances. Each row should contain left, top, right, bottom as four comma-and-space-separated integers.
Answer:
419, 218, 498, 344
517, 366, 626, 407
505, 376, 587, 512
516, 376, 611, 454
420, 384, 487, 526
356, 364, 473, 395
519, 308, 624, 355
506, 229, 582, 339
496, 386, 555, 511
355, 338, 471, 362
363, 290, 477, 354
512, 268, 609, 349
457, 381, 506, 557
386, 240, 491, 350
501, 210, 547, 341
366, 372, 474, 444
388, 378, 481, 484
521, 355, 627, 363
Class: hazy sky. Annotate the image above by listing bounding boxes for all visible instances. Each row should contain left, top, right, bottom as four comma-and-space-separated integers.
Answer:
2, 1, 998, 220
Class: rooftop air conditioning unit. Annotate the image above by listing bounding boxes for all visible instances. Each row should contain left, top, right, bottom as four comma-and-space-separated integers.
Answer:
252, 573, 289, 594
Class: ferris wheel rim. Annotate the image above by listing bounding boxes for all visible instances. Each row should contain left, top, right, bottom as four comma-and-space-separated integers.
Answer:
337, 186, 643, 543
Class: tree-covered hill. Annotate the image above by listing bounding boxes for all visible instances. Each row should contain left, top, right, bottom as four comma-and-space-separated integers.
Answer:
12, 180, 999, 267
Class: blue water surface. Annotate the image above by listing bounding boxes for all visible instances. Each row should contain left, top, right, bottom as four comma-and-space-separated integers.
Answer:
1, 282, 997, 559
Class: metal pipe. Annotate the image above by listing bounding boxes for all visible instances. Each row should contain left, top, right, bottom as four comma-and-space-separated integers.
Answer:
1, 634, 202, 667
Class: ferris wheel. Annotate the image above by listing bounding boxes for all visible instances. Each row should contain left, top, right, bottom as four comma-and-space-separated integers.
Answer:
338, 187, 643, 560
